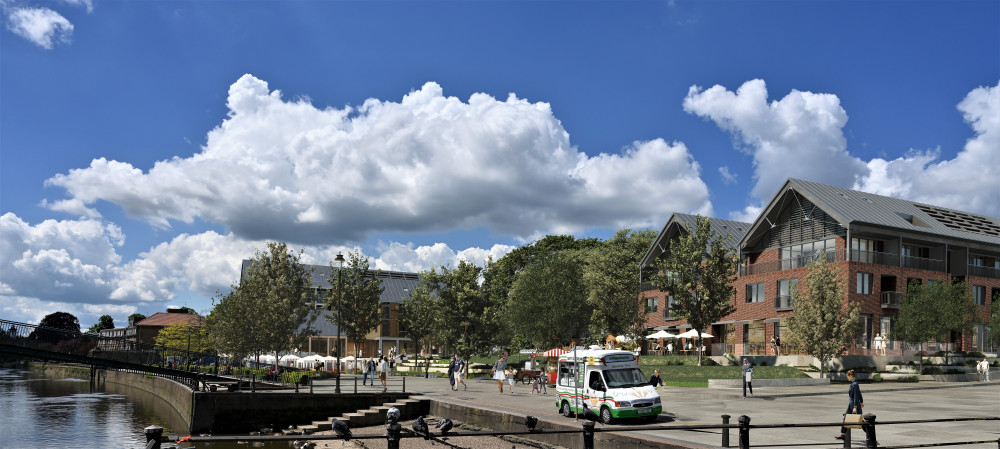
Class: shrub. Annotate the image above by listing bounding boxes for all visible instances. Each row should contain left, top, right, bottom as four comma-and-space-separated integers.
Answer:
702, 358, 718, 366
965, 360, 980, 367
871, 373, 883, 382
759, 361, 768, 366
896, 375, 919, 382
965, 351, 985, 358
922, 366, 943, 375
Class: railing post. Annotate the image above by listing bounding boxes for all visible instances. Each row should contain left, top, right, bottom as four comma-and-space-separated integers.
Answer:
843, 428, 851, 449
354, 375, 358, 394
309, 375, 313, 394
386, 421, 401, 449
582, 421, 595, 449
738, 415, 750, 449
403, 375, 406, 393
863, 413, 877, 448
721, 414, 731, 447
144, 425, 163, 449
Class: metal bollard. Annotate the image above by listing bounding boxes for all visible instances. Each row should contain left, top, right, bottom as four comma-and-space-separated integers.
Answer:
403, 375, 406, 392
863, 414, 878, 448
354, 375, 358, 394
844, 428, 851, 449
582, 421, 595, 449
386, 421, 402, 449
144, 425, 163, 449
738, 415, 750, 449
721, 414, 731, 447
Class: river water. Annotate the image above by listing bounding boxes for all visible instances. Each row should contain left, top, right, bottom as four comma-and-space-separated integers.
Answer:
0, 366, 285, 449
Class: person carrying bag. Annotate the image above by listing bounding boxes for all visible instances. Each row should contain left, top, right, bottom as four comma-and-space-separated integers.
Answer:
837, 370, 864, 440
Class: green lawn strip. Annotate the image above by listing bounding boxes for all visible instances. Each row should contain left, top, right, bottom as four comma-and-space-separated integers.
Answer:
641, 365, 808, 384
663, 381, 708, 388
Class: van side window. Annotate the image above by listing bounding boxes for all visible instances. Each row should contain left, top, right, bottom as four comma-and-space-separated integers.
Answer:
589, 371, 604, 391
558, 363, 576, 387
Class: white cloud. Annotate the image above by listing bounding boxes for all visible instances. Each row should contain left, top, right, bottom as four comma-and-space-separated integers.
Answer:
44, 75, 712, 244
5, 6, 73, 49
683, 79, 869, 203
62, 0, 94, 14
0, 296, 135, 328
718, 166, 737, 185
855, 82, 1000, 217
373, 241, 516, 272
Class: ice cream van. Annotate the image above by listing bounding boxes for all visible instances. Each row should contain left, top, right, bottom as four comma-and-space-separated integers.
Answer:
554, 349, 661, 423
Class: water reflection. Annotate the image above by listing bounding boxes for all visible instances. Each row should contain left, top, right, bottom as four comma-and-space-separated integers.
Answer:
0, 367, 288, 449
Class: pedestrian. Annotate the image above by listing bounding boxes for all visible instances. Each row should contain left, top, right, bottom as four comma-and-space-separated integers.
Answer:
448, 356, 456, 390
531, 376, 540, 394
770, 336, 777, 355
492, 353, 508, 394
981, 358, 990, 382
666, 342, 673, 355
506, 366, 516, 393
455, 355, 467, 391
649, 369, 664, 388
873, 333, 882, 355
774, 335, 781, 356
977, 357, 984, 381
539, 367, 548, 394
379, 356, 389, 393
741, 358, 753, 398
367, 358, 376, 386
836, 370, 864, 440
362, 360, 369, 386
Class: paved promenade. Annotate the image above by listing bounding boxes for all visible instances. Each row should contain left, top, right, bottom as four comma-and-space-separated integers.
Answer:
313, 374, 1000, 448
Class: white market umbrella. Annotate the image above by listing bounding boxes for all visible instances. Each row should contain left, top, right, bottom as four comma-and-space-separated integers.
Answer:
279, 354, 300, 366
297, 354, 323, 369
615, 335, 635, 343
675, 329, 713, 339
647, 330, 676, 339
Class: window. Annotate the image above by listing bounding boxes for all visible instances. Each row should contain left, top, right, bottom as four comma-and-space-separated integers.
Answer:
857, 272, 873, 294
856, 314, 873, 349
852, 238, 883, 252
777, 278, 797, 297
558, 362, 579, 387
646, 297, 657, 313
746, 283, 765, 303
780, 238, 837, 269
903, 245, 930, 259
973, 285, 986, 305
664, 295, 674, 319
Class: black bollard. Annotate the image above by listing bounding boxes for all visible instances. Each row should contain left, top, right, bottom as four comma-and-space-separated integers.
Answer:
144, 425, 163, 449
843, 428, 851, 449
863, 413, 878, 448
386, 421, 402, 449
582, 420, 595, 449
721, 414, 731, 447
738, 415, 750, 449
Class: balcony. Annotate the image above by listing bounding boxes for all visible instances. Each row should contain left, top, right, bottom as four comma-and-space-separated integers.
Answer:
902, 255, 945, 272
850, 250, 899, 266
880, 291, 903, 309
968, 265, 1000, 279
774, 295, 794, 312
741, 250, 843, 277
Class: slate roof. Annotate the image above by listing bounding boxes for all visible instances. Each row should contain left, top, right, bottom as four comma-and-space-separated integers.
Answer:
640, 213, 751, 269
240, 260, 421, 304
136, 312, 205, 328
742, 178, 1000, 249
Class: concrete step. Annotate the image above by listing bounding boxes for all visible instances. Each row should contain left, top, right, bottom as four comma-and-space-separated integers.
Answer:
311, 420, 332, 431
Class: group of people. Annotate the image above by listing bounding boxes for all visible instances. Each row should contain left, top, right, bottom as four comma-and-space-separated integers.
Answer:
447, 355, 467, 391
872, 333, 889, 355
977, 357, 991, 381
487, 352, 548, 394
653, 341, 704, 355
359, 356, 390, 392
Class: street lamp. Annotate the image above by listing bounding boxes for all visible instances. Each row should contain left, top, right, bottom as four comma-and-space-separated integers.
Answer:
334, 252, 345, 394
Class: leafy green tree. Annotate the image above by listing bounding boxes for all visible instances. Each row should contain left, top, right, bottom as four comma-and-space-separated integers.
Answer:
650, 216, 738, 365
507, 250, 591, 349
209, 242, 318, 365
785, 254, 860, 378
326, 250, 384, 362
127, 313, 147, 326
893, 279, 979, 371
155, 322, 212, 354
399, 281, 438, 372
87, 315, 115, 334
30, 312, 81, 342
583, 228, 657, 339
428, 261, 492, 358
989, 299, 1000, 350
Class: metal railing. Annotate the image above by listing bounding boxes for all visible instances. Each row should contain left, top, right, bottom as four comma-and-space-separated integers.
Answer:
851, 250, 900, 267
740, 250, 843, 277
881, 291, 903, 308
902, 255, 945, 272
968, 264, 1000, 279
144, 414, 1000, 449
774, 295, 794, 311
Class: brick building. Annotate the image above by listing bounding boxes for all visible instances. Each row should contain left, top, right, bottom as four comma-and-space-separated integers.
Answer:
640, 178, 999, 357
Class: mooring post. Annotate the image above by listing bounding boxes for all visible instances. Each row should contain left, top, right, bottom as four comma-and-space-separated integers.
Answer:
844, 428, 851, 449
402, 375, 406, 393
144, 425, 163, 449
386, 421, 402, 449
721, 414, 731, 447
582, 420, 595, 449
863, 413, 877, 448
738, 415, 750, 449
309, 375, 313, 394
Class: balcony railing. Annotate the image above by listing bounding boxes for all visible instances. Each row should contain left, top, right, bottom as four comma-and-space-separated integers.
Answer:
740, 250, 843, 277
902, 255, 945, 272
774, 295, 794, 311
850, 250, 899, 266
968, 265, 1000, 279
880, 291, 903, 308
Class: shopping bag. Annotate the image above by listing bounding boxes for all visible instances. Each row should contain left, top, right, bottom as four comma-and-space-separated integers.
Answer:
843, 413, 863, 429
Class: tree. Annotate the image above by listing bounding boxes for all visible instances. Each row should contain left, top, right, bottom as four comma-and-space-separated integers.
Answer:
127, 313, 147, 326
209, 242, 318, 365
785, 253, 860, 378
650, 216, 738, 365
990, 299, 1000, 350
87, 315, 115, 334
155, 322, 212, 354
583, 228, 657, 339
507, 250, 591, 349
893, 279, 979, 371
30, 312, 82, 343
326, 250, 384, 362
400, 281, 440, 376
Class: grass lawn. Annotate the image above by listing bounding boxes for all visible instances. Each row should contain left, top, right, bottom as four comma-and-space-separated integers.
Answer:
641, 365, 808, 384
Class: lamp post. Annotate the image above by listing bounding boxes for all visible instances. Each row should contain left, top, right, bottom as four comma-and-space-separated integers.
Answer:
186, 327, 192, 370
334, 252, 345, 394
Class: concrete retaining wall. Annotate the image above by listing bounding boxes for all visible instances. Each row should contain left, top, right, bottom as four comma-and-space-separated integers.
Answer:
707, 377, 830, 388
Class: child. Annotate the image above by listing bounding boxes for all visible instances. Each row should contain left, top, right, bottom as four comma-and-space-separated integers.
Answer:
531, 377, 540, 394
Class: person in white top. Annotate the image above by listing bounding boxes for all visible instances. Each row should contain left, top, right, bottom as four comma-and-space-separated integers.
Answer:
873, 334, 883, 355
980, 358, 990, 382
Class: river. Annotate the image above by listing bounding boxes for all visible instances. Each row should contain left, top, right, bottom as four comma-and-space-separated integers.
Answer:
0, 366, 286, 449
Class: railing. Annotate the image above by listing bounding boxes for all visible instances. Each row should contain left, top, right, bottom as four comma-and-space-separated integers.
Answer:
902, 255, 945, 272
850, 250, 899, 266
881, 291, 903, 308
774, 295, 794, 311
968, 264, 1000, 279
145, 414, 1000, 449
640, 282, 658, 293
740, 250, 843, 277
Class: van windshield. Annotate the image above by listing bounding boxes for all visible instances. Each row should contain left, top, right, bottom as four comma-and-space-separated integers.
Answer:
602, 368, 648, 388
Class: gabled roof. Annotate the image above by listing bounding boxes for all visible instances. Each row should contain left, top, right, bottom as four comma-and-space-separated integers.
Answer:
136, 312, 205, 328
640, 213, 750, 269
741, 178, 1000, 249
240, 260, 421, 304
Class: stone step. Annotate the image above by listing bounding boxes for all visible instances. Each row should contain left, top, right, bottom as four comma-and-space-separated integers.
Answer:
311, 420, 332, 431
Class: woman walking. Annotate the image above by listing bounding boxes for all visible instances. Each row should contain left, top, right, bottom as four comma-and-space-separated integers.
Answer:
379, 356, 389, 393
492, 353, 508, 394
836, 369, 864, 440
454, 355, 467, 391
741, 358, 753, 398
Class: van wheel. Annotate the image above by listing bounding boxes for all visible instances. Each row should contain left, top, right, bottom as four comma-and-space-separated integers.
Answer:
561, 401, 573, 417
600, 406, 613, 424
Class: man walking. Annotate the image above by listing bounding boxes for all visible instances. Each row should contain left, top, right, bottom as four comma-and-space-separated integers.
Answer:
367, 358, 376, 387
454, 355, 467, 391
447, 356, 457, 390
981, 358, 990, 382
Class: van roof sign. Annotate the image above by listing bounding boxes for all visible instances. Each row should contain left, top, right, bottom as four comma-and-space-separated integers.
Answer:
603, 354, 634, 363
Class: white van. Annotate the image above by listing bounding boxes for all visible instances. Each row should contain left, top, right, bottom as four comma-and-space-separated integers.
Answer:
554, 349, 661, 423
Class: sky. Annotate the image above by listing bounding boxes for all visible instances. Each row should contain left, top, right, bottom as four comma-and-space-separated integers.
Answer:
1, 0, 997, 329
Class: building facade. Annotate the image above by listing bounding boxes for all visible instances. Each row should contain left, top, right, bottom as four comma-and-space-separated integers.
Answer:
641, 179, 999, 357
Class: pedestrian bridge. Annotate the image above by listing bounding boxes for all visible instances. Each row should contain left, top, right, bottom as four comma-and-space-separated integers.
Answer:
0, 318, 229, 390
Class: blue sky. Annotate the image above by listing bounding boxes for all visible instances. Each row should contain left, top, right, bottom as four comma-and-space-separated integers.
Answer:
1, 0, 997, 328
